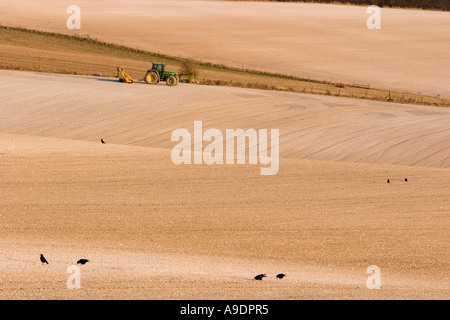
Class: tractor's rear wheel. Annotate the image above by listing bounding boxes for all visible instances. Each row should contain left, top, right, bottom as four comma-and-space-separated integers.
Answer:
166, 76, 178, 86
144, 72, 159, 85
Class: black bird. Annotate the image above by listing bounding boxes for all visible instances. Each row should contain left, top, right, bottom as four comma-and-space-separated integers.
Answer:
254, 274, 266, 280
276, 273, 286, 279
404, 178, 408, 182
387, 179, 390, 183
40, 254, 48, 264
101, 139, 105, 144
77, 259, 89, 265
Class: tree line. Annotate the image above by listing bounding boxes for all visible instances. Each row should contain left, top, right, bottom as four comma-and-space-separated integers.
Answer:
267, 0, 449, 10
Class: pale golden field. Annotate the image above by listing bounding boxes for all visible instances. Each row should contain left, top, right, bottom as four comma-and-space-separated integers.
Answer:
0, 0, 449, 98
0, 0, 449, 300
0, 70, 448, 299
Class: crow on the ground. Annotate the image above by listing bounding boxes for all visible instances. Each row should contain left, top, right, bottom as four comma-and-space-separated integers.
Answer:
77, 259, 89, 265
404, 178, 408, 182
101, 139, 105, 144
40, 254, 48, 264
276, 273, 286, 279
254, 274, 266, 280
387, 179, 390, 183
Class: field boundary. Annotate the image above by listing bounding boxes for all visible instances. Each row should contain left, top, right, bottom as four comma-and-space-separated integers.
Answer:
0, 26, 447, 107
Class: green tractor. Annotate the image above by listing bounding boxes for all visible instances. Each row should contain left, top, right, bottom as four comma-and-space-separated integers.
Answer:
144, 63, 178, 86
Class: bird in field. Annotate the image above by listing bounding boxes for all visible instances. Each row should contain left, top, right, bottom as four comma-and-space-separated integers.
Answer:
77, 259, 89, 265
387, 179, 390, 183
404, 178, 408, 182
101, 139, 105, 144
40, 254, 49, 264
254, 274, 267, 280
276, 273, 286, 279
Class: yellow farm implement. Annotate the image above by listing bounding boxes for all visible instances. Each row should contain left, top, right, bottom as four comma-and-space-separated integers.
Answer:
117, 66, 137, 84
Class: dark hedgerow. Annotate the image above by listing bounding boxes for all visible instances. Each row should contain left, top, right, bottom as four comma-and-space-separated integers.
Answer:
239, 0, 449, 11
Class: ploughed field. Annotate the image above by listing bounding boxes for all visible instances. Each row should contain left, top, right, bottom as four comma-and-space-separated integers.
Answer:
0, 70, 448, 299
0, 0, 449, 98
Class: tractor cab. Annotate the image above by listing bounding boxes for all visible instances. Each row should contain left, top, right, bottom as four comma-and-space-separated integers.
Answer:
152, 63, 165, 74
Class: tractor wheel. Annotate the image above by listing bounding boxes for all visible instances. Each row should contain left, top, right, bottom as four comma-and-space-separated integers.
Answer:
144, 71, 159, 85
166, 76, 178, 86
